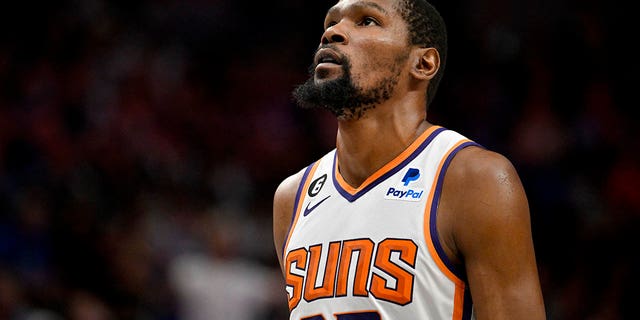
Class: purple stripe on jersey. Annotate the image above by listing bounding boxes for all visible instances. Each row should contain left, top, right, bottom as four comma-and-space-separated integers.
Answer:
462, 285, 474, 320
282, 161, 316, 255
429, 141, 482, 279
333, 127, 447, 203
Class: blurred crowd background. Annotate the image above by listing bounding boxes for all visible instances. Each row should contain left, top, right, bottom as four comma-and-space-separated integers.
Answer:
0, 0, 637, 319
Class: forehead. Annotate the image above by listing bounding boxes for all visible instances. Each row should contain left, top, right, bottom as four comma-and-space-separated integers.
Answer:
327, 0, 401, 17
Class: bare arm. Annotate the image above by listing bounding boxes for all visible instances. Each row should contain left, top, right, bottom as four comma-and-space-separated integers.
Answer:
273, 170, 305, 276
439, 147, 546, 319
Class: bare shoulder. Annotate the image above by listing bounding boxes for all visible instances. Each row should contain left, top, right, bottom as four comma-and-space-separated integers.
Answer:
443, 145, 530, 252
444, 145, 526, 209
448, 145, 521, 186
273, 168, 307, 273
273, 170, 305, 226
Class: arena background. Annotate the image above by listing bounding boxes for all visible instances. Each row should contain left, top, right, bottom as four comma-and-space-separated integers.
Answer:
0, 0, 637, 319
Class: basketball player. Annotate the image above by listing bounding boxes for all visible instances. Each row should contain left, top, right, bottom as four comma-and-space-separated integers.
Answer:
273, 0, 546, 319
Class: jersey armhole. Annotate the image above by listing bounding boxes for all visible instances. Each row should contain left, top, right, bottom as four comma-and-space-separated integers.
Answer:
423, 140, 482, 281
282, 160, 321, 257
423, 140, 481, 320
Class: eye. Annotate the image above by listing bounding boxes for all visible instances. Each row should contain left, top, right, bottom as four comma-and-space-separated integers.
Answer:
359, 17, 380, 26
325, 21, 338, 30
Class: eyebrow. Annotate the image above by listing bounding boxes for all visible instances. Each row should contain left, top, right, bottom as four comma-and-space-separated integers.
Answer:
326, 1, 389, 18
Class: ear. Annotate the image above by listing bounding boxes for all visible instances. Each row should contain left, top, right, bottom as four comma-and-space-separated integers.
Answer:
409, 47, 440, 81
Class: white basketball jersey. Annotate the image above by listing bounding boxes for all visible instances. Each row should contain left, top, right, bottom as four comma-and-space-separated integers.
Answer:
283, 126, 479, 320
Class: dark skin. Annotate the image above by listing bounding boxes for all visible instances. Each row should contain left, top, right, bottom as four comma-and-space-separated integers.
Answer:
273, 0, 546, 318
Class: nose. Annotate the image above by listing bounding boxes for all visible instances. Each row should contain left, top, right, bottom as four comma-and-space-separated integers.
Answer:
321, 23, 348, 45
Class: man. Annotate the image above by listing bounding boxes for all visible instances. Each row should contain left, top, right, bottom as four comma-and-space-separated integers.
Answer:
273, 0, 546, 319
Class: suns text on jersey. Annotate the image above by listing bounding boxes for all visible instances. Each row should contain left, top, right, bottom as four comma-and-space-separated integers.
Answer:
285, 238, 417, 311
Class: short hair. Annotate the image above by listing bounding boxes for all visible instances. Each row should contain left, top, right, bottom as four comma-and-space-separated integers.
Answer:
396, 0, 448, 109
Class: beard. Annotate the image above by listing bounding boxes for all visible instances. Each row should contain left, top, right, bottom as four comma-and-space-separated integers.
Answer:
292, 56, 401, 120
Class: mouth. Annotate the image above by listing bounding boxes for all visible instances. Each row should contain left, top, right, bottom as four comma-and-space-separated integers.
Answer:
314, 48, 343, 67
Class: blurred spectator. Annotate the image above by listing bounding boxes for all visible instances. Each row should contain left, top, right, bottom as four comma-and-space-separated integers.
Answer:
168, 212, 284, 320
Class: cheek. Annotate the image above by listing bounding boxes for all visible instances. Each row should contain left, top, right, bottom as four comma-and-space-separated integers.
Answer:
358, 35, 409, 67
356, 45, 408, 78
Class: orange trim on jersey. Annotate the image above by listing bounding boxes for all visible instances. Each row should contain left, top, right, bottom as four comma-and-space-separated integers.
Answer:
283, 161, 321, 255
453, 283, 467, 320
334, 125, 442, 195
423, 139, 472, 319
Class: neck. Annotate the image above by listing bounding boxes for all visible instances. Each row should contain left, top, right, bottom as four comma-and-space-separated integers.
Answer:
335, 99, 432, 188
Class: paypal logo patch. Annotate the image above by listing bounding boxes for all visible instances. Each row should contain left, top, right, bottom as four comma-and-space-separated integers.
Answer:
385, 168, 424, 202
